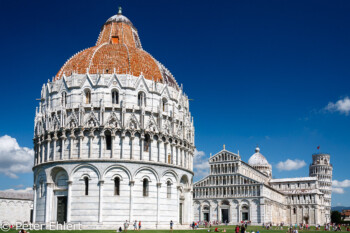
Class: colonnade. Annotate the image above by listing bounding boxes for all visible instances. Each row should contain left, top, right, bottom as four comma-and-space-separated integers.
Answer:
34, 129, 193, 171
210, 163, 239, 174
196, 175, 256, 187
194, 185, 260, 198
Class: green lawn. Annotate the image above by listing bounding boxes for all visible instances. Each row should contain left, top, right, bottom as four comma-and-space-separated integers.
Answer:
5, 225, 348, 233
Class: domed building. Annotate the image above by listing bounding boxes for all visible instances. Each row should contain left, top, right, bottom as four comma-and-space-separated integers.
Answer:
248, 146, 272, 178
33, 7, 194, 229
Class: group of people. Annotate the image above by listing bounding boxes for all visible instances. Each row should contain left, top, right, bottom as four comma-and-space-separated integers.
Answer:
117, 220, 174, 232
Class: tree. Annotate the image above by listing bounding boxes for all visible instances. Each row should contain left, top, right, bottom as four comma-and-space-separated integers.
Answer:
331, 211, 342, 223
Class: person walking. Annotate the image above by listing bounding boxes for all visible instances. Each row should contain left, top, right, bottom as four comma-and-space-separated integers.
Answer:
133, 221, 137, 231
170, 220, 173, 232
138, 221, 141, 231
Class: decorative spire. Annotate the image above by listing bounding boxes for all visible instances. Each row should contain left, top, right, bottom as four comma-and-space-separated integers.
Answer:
255, 145, 260, 153
223, 144, 225, 150
118, 6, 122, 15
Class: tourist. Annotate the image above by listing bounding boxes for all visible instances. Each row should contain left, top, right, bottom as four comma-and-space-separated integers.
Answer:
222, 229, 226, 232
214, 227, 219, 232
118, 227, 123, 232
124, 220, 129, 232
241, 225, 246, 233
170, 220, 173, 232
235, 225, 240, 233
138, 221, 141, 231
133, 221, 137, 231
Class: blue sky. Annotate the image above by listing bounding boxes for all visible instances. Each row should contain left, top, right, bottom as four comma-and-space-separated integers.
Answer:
0, 0, 349, 205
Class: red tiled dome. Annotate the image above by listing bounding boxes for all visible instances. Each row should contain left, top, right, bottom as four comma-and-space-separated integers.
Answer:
55, 10, 178, 89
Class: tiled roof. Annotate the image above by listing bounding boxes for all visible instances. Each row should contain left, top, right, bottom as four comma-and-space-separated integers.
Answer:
55, 12, 179, 90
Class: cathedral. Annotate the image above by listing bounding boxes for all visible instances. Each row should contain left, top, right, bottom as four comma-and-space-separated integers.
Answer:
193, 146, 332, 225
33, 8, 194, 229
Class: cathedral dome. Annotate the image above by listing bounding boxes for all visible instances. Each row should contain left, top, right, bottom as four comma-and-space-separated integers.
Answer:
248, 146, 270, 166
54, 7, 178, 89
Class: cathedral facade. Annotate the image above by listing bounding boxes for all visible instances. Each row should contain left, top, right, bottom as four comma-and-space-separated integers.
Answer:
32, 8, 194, 229
193, 147, 332, 225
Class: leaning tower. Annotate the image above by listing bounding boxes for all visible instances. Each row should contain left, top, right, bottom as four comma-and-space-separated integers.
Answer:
309, 153, 333, 223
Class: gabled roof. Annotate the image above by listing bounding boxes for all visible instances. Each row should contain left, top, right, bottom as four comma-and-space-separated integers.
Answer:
209, 149, 240, 164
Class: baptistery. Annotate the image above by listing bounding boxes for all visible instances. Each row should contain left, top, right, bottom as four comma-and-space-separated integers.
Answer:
32, 7, 194, 229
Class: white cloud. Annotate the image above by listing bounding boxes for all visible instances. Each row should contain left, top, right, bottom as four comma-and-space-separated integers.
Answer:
276, 159, 306, 171
325, 97, 350, 115
0, 135, 34, 178
333, 179, 350, 188
332, 187, 345, 194
193, 149, 209, 179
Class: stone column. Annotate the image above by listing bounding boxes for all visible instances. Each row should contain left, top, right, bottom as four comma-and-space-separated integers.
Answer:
46, 135, 51, 162
33, 185, 37, 223
164, 141, 168, 163
130, 135, 134, 160
60, 131, 66, 160
100, 132, 105, 158
156, 183, 161, 227
237, 204, 242, 223
120, 133, 124, 159
199, 204, 202, 222
129, 181, 135, 222
38, 139, 42, 164
111, 132, 115, 158
98, 180, 104, 223
229, 204, 232, 223
52, 133, 57, 161
157, 139, 162, 162
315, 206, 318, 225
140, 135, 144, 160
149, 138, 153, 161
69, 131, 75, 159
67, 180, 72, 222
45, 182, 53, 223
78, 130, 83, 159
89, 131, 94, 158
218, 204, 221, 222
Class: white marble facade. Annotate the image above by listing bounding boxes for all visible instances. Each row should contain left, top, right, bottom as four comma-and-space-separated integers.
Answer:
32, 11, 195, 229
193, 147, 332, 225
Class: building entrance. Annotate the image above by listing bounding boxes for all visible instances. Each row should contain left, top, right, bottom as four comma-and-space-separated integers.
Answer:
204, 212, 209, 222
57, 196, 67, 224
242, 212, 249, 221
221, 209, 229, 223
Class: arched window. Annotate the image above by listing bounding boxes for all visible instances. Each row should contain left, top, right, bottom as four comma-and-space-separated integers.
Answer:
112, 90, 119, 104
168, 154, 171, 164
162, 98, 167, 112
143, 179, 149, 197
167, 181, 171, 198
138, 92, 146, 107
84, 177, 89, 196
105, 131, 112, 150
144, 134, 150, 152
61, 92, 67, 107
114, 177, 120, 196
85, 90, 91, 104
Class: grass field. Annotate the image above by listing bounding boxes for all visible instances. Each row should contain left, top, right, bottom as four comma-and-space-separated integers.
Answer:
4, 225, 348, 233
